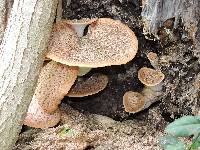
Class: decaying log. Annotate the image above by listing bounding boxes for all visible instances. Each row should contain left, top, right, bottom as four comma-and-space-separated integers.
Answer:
142, 0, 200, 39
0, 0, 58, 149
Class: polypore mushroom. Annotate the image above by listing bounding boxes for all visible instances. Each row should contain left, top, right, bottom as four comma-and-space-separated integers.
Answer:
46, 18, 138, 68
147, 52, 159, 69
64, 18, 97, 76
67, 73, 108, 97
24, 97, 61, 129
138, 67, 165, 86
35, 61, 78, 113
123, 67, 165, 113
123, 91, 146, 113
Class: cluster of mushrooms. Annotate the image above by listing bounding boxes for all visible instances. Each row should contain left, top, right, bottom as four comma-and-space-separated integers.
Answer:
24, 18, 164, 129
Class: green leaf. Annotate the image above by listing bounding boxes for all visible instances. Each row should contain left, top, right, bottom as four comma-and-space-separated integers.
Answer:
189, 133, 200, 150
158, 135, 186, 150
57, 126, 76, 137
165, 116, 200, 137
189, 141, 200, 150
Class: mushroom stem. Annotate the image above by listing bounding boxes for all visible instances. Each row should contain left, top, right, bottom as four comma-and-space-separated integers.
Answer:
78, 67, 92, 76
142, 83, 163, 109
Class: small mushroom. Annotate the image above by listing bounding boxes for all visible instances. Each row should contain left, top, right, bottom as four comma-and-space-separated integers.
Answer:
67, 73, 108, 97
147, 52, 159, 69
138, 67, 165, 86
123, 91, 146, 113
35, 61, 78, 113
47, 18, 138, 68
123, 67, 165, 113
24, 97, 61, 129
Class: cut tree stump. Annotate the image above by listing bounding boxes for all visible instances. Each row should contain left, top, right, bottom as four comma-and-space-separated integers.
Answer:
142, 0, 200, 39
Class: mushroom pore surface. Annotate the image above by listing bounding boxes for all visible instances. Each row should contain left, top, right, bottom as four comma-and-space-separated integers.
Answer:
67, 73, 108, 97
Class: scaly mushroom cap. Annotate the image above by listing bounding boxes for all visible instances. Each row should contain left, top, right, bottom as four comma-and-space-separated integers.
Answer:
147, 52, 158, 62
24, 98, 61, 129
67, 73, 108, 97
47, 18, 138, 67
123, 91, 146, 113
138, 67, 165, 86
35, 61, 78, 113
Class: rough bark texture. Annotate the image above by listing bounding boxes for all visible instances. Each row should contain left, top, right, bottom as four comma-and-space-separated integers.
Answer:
0, 0, 7, 43
0, 0, 14, 44
141, 0, 200, 39
0, 0, 58, 149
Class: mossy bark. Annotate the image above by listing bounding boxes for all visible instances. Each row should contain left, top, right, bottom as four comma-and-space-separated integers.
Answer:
0, 0, 58, 149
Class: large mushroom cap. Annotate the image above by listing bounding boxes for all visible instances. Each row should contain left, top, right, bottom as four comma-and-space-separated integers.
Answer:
24, 97, 61, 129
35, 61, 78, 113
67, 73, 108, 97
47, 18, 138, 67
138, 67, 165, 86
123, 91, 146, 113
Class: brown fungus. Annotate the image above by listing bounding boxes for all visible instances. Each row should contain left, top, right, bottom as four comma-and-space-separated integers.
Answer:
34, 61, 78, 113
46, 18, 138, 68
138, 67, 165, 86
24, 98, 61, 129
147, 52, 159, 69
67, 73, 108, 97
123, 91, 146, 113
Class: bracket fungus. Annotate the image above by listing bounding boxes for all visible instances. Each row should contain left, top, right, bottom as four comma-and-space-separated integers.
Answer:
138, 67, 165, 86
123, 91, 146, 113
67, 73, 108, 97
29, 61, 78, 114
46, 18, 138, 68
25, 18, 139, 128
24, 98, 61, 129
147, 52, 159, 69
123, 67, 165, 114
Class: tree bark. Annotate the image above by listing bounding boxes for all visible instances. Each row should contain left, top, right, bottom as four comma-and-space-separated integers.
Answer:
0, 0, 14, 44
0, 0, 58, 149
141, 0, 200, 39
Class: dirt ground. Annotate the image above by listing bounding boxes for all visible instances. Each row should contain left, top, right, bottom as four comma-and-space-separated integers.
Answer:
15, 0, 200, 149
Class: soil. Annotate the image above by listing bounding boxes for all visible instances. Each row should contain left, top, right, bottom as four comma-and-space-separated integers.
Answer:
15, 0, 200, 149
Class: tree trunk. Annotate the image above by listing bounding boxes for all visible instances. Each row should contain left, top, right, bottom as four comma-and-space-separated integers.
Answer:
0, 0, 58, 149
141, 0, 200, 57
0, 0, 14, 44
141, 0, 200, 39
